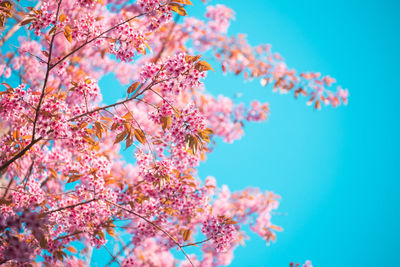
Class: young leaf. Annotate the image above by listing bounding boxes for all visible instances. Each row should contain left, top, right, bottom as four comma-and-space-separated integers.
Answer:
66, 246, 77, 253
168, 3, 187, 16
225, 218, 238, 225
48, 26, 57, 36
173, 0, 193, 5
94, 121, 103, 139
59, 13, 66, 22
49, 168, 58, 178
126, 134, 133, 149
122, 112, 133, 120
195, 60, 215, 72
64, 26, 72, 43
183, 229, 191, 241
106, 227, 115, 237
161, 116, 171, 131
67, 174, 83, 183
114, 130, 128, 144
127, 81, 140, 94
1, 82, 12, 90
134, 128, 146, 145
20, 18, 36, 26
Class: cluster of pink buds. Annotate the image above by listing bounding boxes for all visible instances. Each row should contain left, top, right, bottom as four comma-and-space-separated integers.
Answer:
72, 13, 103, 43
29, 2, 56, 36
72, 78, 101, 101
149, 100, 174, 124
201, 215, 238, 252
110, 23, 147, 62
140, 53, 207, 95
76, 0, 100, 8
169, 104, 206, 144
136, 0, 174, 31
12, 179, 45, 208
137, 0, 166, 12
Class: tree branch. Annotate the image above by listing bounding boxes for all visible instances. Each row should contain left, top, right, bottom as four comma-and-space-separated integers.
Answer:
31, 0, 62, 140
45, 198, 97, 215
49, 8, 157, 71
0, 137, 42, 173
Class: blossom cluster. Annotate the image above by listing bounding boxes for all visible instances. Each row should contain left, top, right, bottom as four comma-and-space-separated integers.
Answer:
110, 23, 147, 62
29, 1, 57, 36
140, 53, 207, 96
201, 216, 238, 252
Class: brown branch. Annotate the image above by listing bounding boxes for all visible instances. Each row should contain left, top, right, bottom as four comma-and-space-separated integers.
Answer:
31, 0, 62, 140
56, 230, 86, 240
148, 88, 179, 114
104, 240, 133, 267
1, 177, 13, 199
134, 98, 158, 109
0, 137, 42, 173
181, 237, 212, 248
10, 44, 47, 64
68, 95, 138, 122
68, 79, 164, 121
103, 245, 121, 266
49, 8, 158, 71
45, 198, 96, 215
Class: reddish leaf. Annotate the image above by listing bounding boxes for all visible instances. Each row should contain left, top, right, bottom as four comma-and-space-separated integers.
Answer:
168, 3, 187, 16
183, 229, 191, 241
134, 128, 146, 145
127, 82, 140, 94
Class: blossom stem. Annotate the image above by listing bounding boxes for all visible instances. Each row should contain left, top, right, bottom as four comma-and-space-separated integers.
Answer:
105, 200, 195, 267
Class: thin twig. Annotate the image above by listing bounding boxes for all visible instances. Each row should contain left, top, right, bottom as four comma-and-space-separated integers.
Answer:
122, 103, 156, 159
49, 6, 162, 71
68, 79, 161, 121
56, 230, 86, 240
181, 237, 212, 248
0, 137, 42, 173
105, 200, 194, 267
45, 198, 97, 215
103, 245, 121, 266
22, 159, 35, 188
31, 0, 62, 140
148, 88, 179, 114
1, 178, 13, 199
104, 240, 133, 267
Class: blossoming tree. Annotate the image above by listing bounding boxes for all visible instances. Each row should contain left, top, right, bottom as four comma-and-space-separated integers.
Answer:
0, 0, 347, 266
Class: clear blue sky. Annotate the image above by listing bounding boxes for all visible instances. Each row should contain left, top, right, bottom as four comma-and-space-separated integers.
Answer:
100, 0, 400, 266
